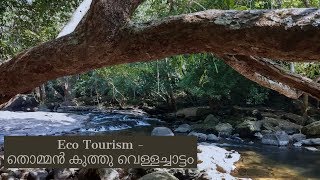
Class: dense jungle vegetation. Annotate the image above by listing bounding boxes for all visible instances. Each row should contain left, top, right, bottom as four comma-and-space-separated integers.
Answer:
1, 0, 319, 110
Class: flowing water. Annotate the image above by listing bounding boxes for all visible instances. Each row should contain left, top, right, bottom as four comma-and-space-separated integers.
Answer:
1, 111, 320, 179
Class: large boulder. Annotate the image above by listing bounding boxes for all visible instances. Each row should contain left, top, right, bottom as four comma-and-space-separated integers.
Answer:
207, 134, 219, 141
215, 123, 233, 136
289, 133, 306, 143
298, 138, 320, 146
191, 114, 220, 132
27, 169, 49, 180
302, 121, 320, 137
78, 168, 119, 180
151, 127, 174, 136
261, 131, 290, 146
2, 94, 39, 112
261, 117, 302, 135
174, 124, 191, 133
203, 114, 220, 124
176, 106, 212, 120
235, 120, 261, 137
188, 132, 207, 141
140, 171, 178, 180
280, 113, 306, 126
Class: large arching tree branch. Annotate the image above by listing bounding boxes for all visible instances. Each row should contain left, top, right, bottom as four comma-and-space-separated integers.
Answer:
1, 0, 320, 104
223, 55, 320, 99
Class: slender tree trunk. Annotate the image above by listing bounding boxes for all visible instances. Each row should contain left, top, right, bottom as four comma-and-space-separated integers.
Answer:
303, 94, 309, 118
39, 84, 46, 103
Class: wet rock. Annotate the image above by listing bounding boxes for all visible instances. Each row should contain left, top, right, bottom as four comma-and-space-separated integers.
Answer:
11, 169, 25, 179
196, 172, 210, 180
53, 168, 75, 179
203, 114, 219, 124
27, 170, 48, 180
289, 133, 306, 143
261, 131, 290, 146
174, 124, 191, 133
191, 114, 220, 132
304, 147, 318, 151
128, 168, 146, 179
78, 168, 119, 180
305, 117, 317, 125
188, 132, 207, 141
252, 109, 263, 120
293, 141, 302, 147
215, 123, 233, 136
2, 94, 39, 112
261, 118, 302, 135
302, 121, 320, 137
207, 134, 219, 141
139, 171, 178, 180
0, 173, 15, 180
176, 107, 212, 120
168, 168, 201, 180
235, 120, 261, 137
151, 127, 174, 136
281, 113, 306, 126
299, 138, 320, 146
254, 132, 263, 139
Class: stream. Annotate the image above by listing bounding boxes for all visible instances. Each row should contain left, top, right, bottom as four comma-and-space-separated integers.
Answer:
1, 110, 320, 179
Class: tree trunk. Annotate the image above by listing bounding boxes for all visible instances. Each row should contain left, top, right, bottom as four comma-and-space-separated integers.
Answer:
303, 93, 309, 118
1, 0, 320, 104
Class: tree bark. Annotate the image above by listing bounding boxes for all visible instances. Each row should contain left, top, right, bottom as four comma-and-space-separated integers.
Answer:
0, 0, 320, 104
223, 55, 320, 99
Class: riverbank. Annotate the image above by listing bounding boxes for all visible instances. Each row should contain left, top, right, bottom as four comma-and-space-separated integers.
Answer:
0, 108, 320, 179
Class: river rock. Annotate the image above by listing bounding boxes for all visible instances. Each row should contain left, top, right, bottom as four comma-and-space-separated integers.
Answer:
140, 171, 178, 180
304, 147, 319, 152
304, 147, 319, 151
261, 131, 290, 146
299, 138, 320, 146
215, 123, 233, 136
207, 134, 219, 141
27, 169, 48, 180
165, 168, 201, 180
174, 124, 191, 133
151, 127, 174, 136
289, 133, 306, 143
302, 121, 320, 137
53, 168, 75, 179
0, 173, 15, 180
281, 113, 306, 125
191, 114, 220, 132
235, 120, 261, 137
261, 117, 302, 135
203, 114, 219, 124
78, 168, 119, 180
176, 106, 212, 120
188, 132, 207, 141
127, 168, 147, 179
254, 132, 263, 139
2, 94, 39, 112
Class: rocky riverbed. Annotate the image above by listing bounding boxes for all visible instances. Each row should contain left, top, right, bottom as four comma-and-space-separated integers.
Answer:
0, 105, 320, 179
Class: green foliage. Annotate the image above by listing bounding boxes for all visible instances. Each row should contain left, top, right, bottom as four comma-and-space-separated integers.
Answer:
295, 63, 320, 79
2, 0, 319, 108
0, 0, 81, 61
